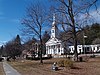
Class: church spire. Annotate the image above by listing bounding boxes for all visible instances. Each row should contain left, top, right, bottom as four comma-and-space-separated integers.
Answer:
53, 13, 56, 22
52, 13, 56, 27
51, 13, 57, 38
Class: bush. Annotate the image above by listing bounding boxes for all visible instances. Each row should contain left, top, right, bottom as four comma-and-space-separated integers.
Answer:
90, 55, 95, 58
64, 59, 74, 69
79, 57, 83, 62
58, 60, 65, 67
58, 59, 74, 69
83, 56, 89, 62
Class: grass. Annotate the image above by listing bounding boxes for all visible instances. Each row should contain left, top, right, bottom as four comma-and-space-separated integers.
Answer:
8, 60, 54, 75
8, 58, 67, 75
8, 57, 100, 75
0, 62, 5, 75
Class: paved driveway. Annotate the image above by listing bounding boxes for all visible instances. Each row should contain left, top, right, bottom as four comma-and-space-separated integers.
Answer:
3, 62, 21, 75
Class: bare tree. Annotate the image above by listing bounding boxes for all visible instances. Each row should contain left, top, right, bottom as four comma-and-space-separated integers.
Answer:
5, 35, 22, 60
50, 0, 98, 61
21, 3, 47, 63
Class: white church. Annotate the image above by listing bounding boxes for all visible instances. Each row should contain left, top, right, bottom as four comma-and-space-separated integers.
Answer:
45, 14, 100, 57
45, 15, 64, 56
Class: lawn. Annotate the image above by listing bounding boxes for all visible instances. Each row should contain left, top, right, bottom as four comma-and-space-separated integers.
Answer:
0, 62, 5, 75
8, 57, 100, 75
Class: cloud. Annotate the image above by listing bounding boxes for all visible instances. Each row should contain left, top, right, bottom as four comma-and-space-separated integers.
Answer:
77, 7, 100, 25
0, 41, 7, 46
90, 8, 100, 23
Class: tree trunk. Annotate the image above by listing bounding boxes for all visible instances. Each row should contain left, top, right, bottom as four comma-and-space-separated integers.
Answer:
68, 0, 78, 61
73, 27, 78, 61
40, 34, 43, 64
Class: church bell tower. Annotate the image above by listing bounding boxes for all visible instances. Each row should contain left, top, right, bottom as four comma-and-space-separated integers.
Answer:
51, 14, 58, 38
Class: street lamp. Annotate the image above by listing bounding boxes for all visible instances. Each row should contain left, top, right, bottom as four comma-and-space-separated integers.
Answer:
84, 36, 87, 38
83, 35, 87, 55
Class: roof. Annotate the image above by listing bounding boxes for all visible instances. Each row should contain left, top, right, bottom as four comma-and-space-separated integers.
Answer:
45, 37, 62, 46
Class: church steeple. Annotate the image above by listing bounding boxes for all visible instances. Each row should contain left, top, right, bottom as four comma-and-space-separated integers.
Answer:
52, 14, 56, 27
51, 14, 57, 38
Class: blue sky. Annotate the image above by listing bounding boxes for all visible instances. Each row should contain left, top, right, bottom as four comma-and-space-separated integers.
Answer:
0, 0, 100, 45
0, 0, 50, 45
0, 0, 36, 45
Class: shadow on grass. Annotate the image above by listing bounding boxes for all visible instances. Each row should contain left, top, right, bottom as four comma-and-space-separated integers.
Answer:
71, 66, 82, 69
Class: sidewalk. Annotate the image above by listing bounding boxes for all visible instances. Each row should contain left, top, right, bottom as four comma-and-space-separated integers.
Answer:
3, 61, 21, 75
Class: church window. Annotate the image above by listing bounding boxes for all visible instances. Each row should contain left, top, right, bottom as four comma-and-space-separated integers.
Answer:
52, 45, 55, 48
49, 46, 50, 49
54, 49, 56, 54
52, 30, 54, 33
58, 49, 60, 52
57, 44, 60, 48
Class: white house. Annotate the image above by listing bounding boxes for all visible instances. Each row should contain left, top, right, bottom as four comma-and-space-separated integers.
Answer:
45, 14, 64, 56
68, 44, 100, 54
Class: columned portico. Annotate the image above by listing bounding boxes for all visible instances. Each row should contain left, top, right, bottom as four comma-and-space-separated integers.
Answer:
46, 44, 64, 55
